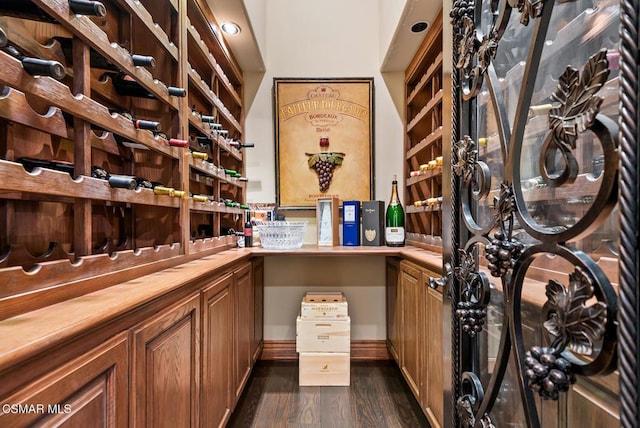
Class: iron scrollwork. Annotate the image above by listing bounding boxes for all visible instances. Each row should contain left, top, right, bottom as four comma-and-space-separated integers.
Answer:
450, 0, 621, 425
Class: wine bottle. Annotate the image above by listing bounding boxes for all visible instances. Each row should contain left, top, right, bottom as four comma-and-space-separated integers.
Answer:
56, 38, 159, 73
111, 110, 161, 132
150, 183, 186, 198
109, 73, 184, 99
2, 45, 65, 81
244, 212, 253, 247
0, 0, 105, 23
168, 138, 188, 148
385, 175, 405, 247
191, 194, 209, 203
17, 157, 74, 176
91, 166, 136, 189
200, 114, 218, 124
189, 151, 208, 160
228, 140, 255, 149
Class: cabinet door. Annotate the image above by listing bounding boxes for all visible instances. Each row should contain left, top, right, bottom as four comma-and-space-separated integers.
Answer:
233, 262, 253, 402
252, 258, 264, 363
425, 286, 444, 428
399, 261, 423, 400
0, 332, 128, 428
386, 257, 401, 362
202, 273, 234, 428
130, 295, 200, 428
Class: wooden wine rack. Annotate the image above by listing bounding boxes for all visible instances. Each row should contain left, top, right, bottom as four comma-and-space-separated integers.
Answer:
404, 11, 443, 251
0, 0, 247, 318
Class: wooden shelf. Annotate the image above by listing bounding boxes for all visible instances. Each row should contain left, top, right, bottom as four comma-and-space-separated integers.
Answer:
117, 0, 180, 62
407, 52, 443, 105
407, 89, 443, 133
406, 126, 443, 159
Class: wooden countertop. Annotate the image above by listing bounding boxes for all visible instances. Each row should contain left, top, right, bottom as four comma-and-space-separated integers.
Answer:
0, 245, 443, 372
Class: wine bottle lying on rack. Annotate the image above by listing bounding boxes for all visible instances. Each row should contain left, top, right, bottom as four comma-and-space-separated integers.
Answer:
17, 157, 74, 176
0, 0, 106, 23
110, 110, 161, 132
91, 166, 137, 189
228, 140, 255, 149
189, 151, 209, 160
413, 197, 443, 207
142, 181, 187, 199
199, 115, 220, 127
1, 45, 65, 81
108, 73, 185, 99
55, 38, 156, 72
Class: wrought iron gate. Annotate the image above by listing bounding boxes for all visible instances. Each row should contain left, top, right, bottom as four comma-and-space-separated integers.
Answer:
442, 0, 639, 426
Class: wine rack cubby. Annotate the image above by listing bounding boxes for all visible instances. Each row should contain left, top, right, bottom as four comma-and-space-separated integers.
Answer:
0, 0, 248, 318
404, 11, 443, 251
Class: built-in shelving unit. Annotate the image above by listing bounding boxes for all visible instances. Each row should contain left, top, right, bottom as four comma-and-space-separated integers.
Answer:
404, 11, 443, 251
0, 0, 247, 316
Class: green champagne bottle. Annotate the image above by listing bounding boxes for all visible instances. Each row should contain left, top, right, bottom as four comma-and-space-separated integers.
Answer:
385, 175, 405, 246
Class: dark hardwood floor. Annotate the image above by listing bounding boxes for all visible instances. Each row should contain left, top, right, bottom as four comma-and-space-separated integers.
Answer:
227, 360, 430, 428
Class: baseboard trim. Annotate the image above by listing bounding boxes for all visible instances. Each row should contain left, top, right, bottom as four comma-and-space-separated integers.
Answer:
260, 340, 392, 361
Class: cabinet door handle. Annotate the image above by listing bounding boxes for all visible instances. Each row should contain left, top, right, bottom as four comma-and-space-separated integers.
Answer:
429, 262, 452, 289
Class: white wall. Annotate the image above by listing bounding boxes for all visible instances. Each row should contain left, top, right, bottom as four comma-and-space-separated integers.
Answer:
244, 0, 404, 205
243, 0, 405, 341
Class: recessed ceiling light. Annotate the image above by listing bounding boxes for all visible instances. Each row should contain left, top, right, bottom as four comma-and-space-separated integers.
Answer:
221, 22, 241, 35
411, 21, 428, 33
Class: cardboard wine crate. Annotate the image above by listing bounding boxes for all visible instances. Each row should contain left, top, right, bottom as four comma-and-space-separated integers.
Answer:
296, 316, 350, 353
300, 292, 348, 320
299, 352, 350, 386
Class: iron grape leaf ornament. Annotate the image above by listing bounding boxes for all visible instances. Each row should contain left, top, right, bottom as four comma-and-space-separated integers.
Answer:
478, 29, 499, 72
456, 16, 477, 72
543, 267, 607, 355
453, 135, 477, 184
549, 49, 610, 152
512, 0, 544, 26
457, 395, 476, 427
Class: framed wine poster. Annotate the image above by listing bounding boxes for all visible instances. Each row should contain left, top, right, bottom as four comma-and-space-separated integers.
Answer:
273, 78, 374, 208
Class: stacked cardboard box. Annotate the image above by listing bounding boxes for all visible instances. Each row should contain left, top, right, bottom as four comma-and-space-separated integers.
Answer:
296, 292, 350, 386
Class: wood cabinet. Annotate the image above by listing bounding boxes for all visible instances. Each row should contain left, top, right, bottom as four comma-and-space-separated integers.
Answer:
424, 286, 443, 427
388, 259, 443, 427
130, 294, 201, 428
399, 260, 423, 401
233, 262, 253, 403
202, 272, 234, 428
0, 332, 128, 428
0, 0, 247, 319
403, 11, 444, 251
252, 257, 264, 363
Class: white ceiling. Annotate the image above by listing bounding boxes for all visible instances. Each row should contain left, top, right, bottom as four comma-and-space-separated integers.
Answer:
205, 0, 265, 73
205, 0, 441, 74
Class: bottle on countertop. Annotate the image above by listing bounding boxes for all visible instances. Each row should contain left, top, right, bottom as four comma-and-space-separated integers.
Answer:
244, 212, 253, 248
385, 175, 405, 247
